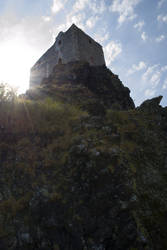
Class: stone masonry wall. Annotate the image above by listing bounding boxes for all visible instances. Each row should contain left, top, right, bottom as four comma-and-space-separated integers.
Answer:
77, 28, 105, 66
30, 24, 106, 87
30, 46, 58, 87
54, 27, 79, 64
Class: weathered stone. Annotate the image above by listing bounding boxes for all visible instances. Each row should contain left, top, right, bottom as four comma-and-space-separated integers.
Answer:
30, 24, 105, 87
28, 61, 135, 111
138, 95, 163, 111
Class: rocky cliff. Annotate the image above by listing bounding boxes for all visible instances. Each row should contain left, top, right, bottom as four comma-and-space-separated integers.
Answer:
27, 62, 135, 112
0, 64, 167, 250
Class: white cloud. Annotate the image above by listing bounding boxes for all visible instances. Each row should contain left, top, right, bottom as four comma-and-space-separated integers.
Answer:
93, 25, 109, 44
141, 31, 148, 41
70, 0, 106, 31
51, 0, 66, 14
104, 41, 122, 65
73, 0, 106, 14
142, 64, 165, 97
51, 1, 87, 35
157, 14, 167, 23
127, 61, 146, 75
90, 0, 106, 14
109, 0, 141, 24
150, 71, 161, 87
65, 12, 86, 30
134, 21, 144, 31
94, 32, 109, 44
156, 34, 165, 42
0, 14, 53, 49
73, 0, 89, 11
86, 16, 99, 28
144, 89, 156, 97
42, 16, 51, 22
161, 65, 167, 72
142, 65, 162, 94
142, 65, 159, 81
158, 0, 166, 8
143, 64, 167, 80
162, 78, 167, 89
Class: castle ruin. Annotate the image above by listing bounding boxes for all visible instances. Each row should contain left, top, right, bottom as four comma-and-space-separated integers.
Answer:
30, 24, 106, 87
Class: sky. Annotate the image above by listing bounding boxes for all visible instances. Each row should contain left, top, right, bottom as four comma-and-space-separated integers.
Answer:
0, 0, 167, 107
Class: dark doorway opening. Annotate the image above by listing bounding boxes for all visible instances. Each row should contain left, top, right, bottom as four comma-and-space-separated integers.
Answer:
58, 58, 62, 64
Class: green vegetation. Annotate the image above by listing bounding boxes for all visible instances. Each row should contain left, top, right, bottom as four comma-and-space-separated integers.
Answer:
0, 82, 167, 249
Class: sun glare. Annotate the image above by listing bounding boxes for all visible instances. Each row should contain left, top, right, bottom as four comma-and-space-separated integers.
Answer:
0, 38, 38, 94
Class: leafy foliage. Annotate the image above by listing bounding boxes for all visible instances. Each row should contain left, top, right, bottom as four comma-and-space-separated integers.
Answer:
0, 83, 17, 103
0, 83, 167, 249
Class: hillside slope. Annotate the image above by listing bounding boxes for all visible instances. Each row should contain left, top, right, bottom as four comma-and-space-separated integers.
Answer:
0, 64, 167, 250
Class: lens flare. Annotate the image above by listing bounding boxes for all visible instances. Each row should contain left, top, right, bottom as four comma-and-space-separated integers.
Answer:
0, 38, 38, 93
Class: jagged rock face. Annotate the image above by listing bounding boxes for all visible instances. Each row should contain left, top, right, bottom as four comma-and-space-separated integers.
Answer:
38, 62, 135, 111
0, 97, 167, 249
138, 95, 163, 111
1, 75, 167, 249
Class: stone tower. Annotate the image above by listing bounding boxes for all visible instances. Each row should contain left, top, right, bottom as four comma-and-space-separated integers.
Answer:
30, 24, 106, 87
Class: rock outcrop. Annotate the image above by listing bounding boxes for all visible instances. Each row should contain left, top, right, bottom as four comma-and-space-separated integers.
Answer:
138, 95, 163, 111
28, 61, 135, 112
0, 66, 167, 250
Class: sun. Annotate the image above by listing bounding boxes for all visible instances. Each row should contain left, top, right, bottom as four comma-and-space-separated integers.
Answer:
0, 38, 38, 94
